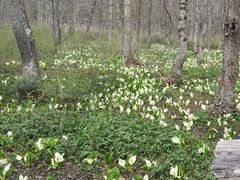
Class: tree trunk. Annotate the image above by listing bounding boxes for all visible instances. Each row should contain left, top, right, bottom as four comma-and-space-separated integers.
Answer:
207, 2, 213, 64
51, 0, 61, 46
197, 0, 207, 64
10, 0, 40, 93
108, 0, 113, 40
119, 0, 125, 50
136, 0, 142, 42
0, 0, 3, 24
171, 0, 188, 82
86, 0, 97, 33
123, 0, 133, 66
214, 0, 240, 114
68, 0, 75, 34
147, 0, 153, 46
193, 0, 200, 54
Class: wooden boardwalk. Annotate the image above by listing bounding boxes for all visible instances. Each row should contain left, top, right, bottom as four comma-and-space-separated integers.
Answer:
212, 140, 240, 179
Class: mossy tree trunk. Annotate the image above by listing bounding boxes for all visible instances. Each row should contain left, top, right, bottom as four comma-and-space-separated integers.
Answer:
11, 0, 40, 94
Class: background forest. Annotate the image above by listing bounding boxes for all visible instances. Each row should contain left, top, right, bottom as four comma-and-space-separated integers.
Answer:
0, 0, 240, 179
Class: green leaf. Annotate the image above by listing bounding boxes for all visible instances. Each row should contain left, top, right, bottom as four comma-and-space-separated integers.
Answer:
104, 152, 113, 166
107, 167, 120, 180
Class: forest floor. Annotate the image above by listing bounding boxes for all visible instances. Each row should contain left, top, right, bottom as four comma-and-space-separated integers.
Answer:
1, 26, 240, 179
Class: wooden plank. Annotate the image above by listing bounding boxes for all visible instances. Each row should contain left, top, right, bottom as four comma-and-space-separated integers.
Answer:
212, 140, 240, 179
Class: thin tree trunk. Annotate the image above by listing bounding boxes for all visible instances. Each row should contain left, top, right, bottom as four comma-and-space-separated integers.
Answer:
147, 0, 153, 46
207, 1, 213, 64
51, 0, 61, 46
68, 0, 75, 34
123, 0, 133, 66
136, 0, 142, 42
193, 0, 200, 53
11, 0, 40, 91
0, 0, 4, 24
171, 0, 188, 82
118, 0, 125, 50
197, 0, 207, 64
214, 0, 240, 114
86, 0, 97, 33
108, 0, 113, 40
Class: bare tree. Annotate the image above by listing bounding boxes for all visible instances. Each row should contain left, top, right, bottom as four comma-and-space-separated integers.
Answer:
136, 0, 142, 42
51, 0, 61, 46
123, 0, 133, 66
214, 0, 240, 114
197, 0, 207, 64
67, 0, 75, 34
108, 0, 113, 40
86, 0, 97, 33
147, 0, 153, 46
118, 0, 125, 50
193, 0, 200, 53
11, 0, 40, 93
170, 0, 188, 83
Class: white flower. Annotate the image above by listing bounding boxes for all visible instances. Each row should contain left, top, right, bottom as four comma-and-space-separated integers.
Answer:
3, 163, 11, 176
175, 125, 180, 130
201, 104, 207, 111
128, 155, 136, 166
7, 131, 12, 139
0, 159, 8, 166
237, 103, 240, 111
62, 135, 68, 141
127, 108, 131, 114
119, 105, 124, 113
36, 138, 44, 151
170, 165, 178, 178
149, 100, 155, 105
19, 175, 28, 180
143, 175, 149, 180
160, 120, 167, 127
54, 152, 64, 163
145, 159, 152, 168
16, 155, 23, 161
54, 104, 59, 109
183, 121, 193, 131
118, 159, 126, 168
84, 158, 95, 165
0, 95, 2, 101
171, 137, 180, 144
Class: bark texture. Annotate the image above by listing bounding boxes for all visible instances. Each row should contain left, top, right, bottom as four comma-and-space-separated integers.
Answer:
86, 0, 97, 33
193, 0, 200, 53
67, 0, 75, 34
147, 0, 153, 46
171, 0, 188, 82
197, 0, 207, 64
136, 0, 142, 42
108, 0, 113, 40
11, 0, 39, 94
51, 0, 61, 46
118, 0, 125, 50
214, 0, 240, 114
123, 0, 133, 66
